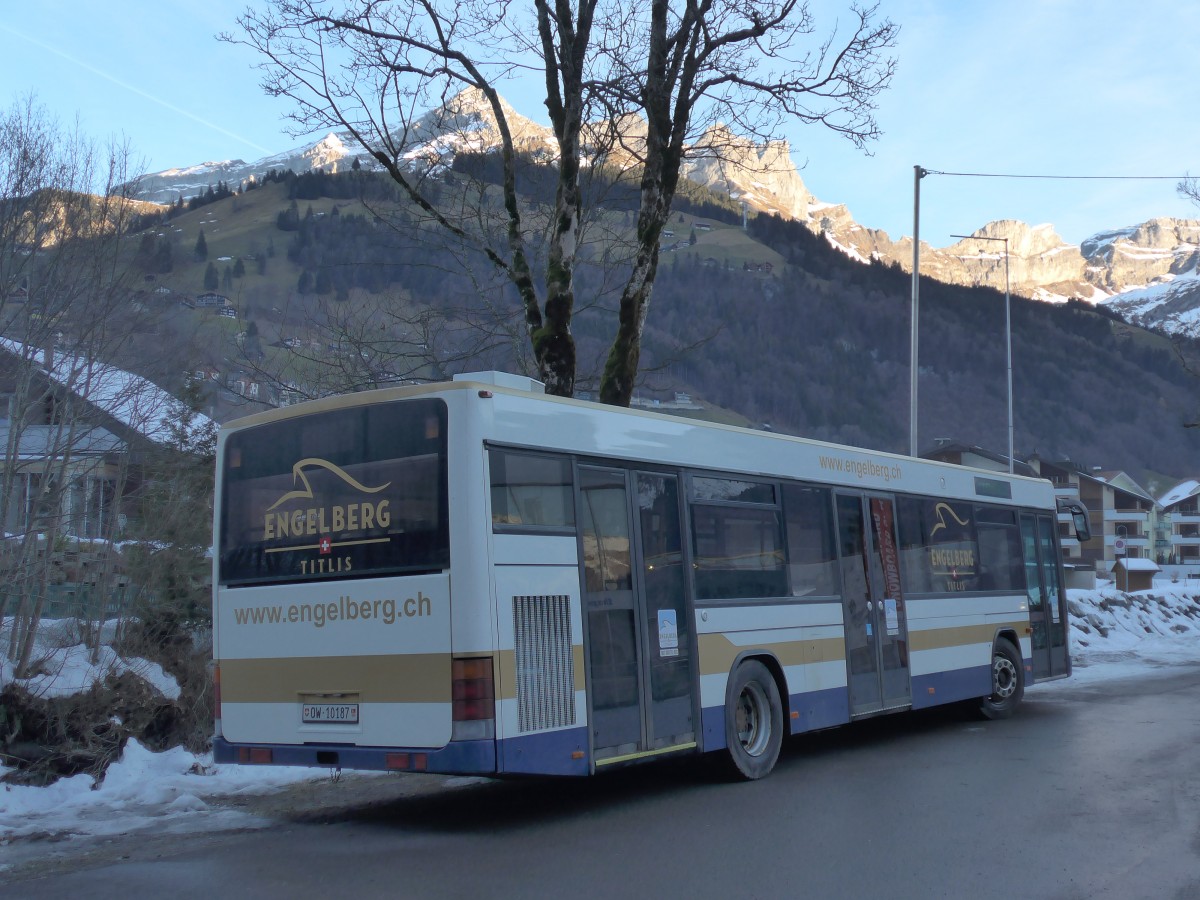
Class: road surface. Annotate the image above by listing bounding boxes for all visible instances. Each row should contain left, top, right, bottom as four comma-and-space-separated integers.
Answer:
7, 666, 1200, 899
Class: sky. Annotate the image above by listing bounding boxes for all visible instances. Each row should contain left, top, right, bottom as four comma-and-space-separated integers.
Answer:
2, 1, 1199, 247
4, 578, 1200, 864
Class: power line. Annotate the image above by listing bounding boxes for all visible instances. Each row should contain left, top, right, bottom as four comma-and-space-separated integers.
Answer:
924, 169, 1190, 181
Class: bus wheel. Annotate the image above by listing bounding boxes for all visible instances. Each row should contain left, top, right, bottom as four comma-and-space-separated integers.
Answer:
979, 639, 1024, 720
724, 660, 783, 780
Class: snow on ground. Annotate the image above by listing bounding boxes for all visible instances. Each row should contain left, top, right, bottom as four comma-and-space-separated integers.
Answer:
0, 619, 180, 700
4, 579, 1200, 862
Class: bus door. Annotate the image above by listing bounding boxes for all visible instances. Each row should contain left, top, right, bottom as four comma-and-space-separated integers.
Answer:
1020, 513, 1069, 678
836, 493, 912, 717
578, 466, 696, 766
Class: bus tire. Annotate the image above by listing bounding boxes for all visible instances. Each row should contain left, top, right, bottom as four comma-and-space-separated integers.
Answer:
724, 660, 783, 780
979, 638, 1024, 720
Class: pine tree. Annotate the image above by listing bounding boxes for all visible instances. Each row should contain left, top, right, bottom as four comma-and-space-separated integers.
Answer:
154, 240, 173, 273
193, 229, 207, 262
204, 262, 218, 291
315, 268, 333, 295
233, 257, 245, 278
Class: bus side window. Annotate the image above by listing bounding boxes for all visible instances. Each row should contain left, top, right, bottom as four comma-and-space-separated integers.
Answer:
489, 450, 575, 529
973, 506, 1023, 592
781, 484, 838, 598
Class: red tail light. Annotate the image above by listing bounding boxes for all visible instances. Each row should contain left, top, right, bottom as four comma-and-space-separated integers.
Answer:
452, 657, 495, 722
213, 663, 223, 737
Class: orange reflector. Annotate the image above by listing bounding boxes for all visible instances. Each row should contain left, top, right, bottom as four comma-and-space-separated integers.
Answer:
413, 754, 427, 771
238, 747, 274, 764
453, 657, 493, 681
790, 711, 799, 720
927, 687, 936, 695
571, 751, 585, 760
386, 753, 410, 770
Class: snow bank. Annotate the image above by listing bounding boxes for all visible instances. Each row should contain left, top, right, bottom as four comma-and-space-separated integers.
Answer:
1, 619, 180, 700
0, 740, 320, 846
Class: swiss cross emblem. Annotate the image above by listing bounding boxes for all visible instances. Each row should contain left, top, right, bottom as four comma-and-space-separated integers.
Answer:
319, 536, 332, 555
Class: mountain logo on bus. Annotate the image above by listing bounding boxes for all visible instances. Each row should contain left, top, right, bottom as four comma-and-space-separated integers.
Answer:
928, 502, 970, 537
261, 457, 394, 554
266, 458, 391, 511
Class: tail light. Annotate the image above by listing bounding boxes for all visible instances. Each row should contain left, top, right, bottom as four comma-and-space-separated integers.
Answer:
213, 663, 223, 738
451, 657, 495, 740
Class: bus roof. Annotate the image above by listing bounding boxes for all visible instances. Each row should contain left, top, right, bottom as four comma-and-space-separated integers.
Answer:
219, 373, 1056, 510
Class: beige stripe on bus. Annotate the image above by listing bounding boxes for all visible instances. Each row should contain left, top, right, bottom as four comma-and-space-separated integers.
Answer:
219, 654, 452, 704
908, 621, 1028, 653
495, 645, 586, 700
697, 633, 846, 676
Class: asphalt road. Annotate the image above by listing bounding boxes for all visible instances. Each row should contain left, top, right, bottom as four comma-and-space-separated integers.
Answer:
9, 666, 1200, 900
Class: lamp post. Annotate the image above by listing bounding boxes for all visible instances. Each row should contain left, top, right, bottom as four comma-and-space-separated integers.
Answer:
950, 233, 1013, 473
910, 166, 926, 458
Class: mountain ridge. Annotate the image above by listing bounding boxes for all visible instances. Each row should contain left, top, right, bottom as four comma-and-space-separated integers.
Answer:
130, 89, 1200, 336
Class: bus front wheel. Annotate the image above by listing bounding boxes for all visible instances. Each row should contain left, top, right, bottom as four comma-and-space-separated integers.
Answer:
724, 660, 783, 780
979, 638, 1024, 720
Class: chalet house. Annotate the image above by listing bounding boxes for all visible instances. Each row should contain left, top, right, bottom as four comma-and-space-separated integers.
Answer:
0, 338, 213, 540
190, 292, 230, 309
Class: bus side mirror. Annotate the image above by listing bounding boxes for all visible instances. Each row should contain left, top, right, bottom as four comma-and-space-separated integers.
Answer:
1058, 500, 1091, 543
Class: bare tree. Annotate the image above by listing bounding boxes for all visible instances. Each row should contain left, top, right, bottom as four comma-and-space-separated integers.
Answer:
225, 1, 897, 404
0, 97, 189, 677
228, 287, 514, 403
1180, 175, 1200, 207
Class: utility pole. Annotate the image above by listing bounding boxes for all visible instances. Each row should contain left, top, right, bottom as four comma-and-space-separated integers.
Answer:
910, 166, 926, 458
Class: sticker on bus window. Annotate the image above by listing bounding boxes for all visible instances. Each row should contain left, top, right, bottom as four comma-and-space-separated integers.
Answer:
884, 597, 900, 636
658, 609, 679, 658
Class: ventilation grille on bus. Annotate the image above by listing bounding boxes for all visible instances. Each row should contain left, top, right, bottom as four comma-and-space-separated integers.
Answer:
512, 594, 576, 732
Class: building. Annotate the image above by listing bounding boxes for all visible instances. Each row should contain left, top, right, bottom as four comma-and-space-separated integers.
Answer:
1025, 459, 1155, 573
1158, 479, 1200, 566
0, 338, 214, 540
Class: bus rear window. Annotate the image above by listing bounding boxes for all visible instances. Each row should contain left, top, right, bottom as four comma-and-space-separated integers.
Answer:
218, 398, 448, 585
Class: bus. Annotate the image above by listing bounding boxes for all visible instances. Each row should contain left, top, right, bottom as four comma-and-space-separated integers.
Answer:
212, 371, 1089, 780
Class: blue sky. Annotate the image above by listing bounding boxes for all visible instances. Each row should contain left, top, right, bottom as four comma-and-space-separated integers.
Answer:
2, 1, 1198, 246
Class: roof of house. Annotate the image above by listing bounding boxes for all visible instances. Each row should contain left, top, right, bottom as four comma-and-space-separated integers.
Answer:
1115, 558, 1160, 572
0, 338, 215, 447
0, 423, 123, 458
920, 441, 1036, 477
1159, 479, 1200, 509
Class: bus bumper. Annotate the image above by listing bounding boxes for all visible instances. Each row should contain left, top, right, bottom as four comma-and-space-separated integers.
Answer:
212, 736, 496, 774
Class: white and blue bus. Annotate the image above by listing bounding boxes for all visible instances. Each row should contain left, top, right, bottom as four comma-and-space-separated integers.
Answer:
212, 372, 1087, 779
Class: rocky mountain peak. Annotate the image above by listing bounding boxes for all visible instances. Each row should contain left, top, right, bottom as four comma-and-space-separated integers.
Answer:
129, 88, 1200, 335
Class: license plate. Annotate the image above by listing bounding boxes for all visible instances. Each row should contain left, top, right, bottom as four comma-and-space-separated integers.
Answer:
301, 703, 359, 724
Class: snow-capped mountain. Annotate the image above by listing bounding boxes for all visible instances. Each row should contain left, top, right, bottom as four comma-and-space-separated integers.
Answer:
132, 88, 817, 221
132, 88, 1200, 336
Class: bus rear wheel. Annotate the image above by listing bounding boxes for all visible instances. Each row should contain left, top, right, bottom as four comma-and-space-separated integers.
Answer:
724, 660, 783, 780
979, 638, 1024, 720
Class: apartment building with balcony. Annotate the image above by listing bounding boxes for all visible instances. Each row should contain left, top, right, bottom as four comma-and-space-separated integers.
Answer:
1020, 459, 1156, 573
1158, 479, 1200, 566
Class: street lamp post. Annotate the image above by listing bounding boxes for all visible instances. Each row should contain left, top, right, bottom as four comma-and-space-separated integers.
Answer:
950, 233, 1013, 473
910, 166, 926, 458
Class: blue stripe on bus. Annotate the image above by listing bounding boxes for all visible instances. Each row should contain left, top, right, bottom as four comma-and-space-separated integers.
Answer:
498, 726, 590, 776
910, 664, 991, 709
787, 687, 852, 734
212, 736, 496, 773
700, 686, 851, 752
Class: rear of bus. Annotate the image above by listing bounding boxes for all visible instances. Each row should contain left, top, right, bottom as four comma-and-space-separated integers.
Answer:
211, 391, 493, 773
